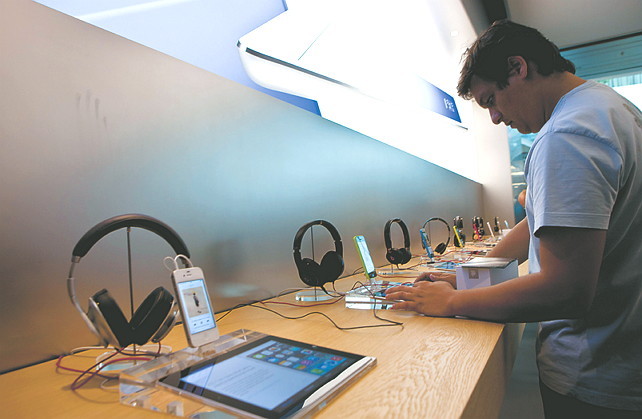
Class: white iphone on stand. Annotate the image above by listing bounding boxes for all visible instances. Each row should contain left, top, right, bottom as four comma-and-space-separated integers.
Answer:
171, 267, 219, 348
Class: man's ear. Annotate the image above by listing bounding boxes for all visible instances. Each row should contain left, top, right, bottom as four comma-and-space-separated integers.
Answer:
507, 56, 528, 79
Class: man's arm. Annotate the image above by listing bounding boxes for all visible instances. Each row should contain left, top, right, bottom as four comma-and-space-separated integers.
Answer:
415, 218, 530, 286
486, 218, 530, 263
387, 226, 606, 322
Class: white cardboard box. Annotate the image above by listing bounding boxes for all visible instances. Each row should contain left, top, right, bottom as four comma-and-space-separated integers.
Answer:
455, 257, 518, 290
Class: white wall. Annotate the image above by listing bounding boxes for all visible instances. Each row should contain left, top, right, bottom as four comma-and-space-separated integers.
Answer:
1, 0, 486, 373
34, 0, 515, 221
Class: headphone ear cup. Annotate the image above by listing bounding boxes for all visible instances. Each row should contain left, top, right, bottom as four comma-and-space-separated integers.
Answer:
130, 287, 174, 346
386, 248, 401, 264
435, 242, 447, 254
387, 248, 411, 265
319, 251, 344, 284
299, 257, 322, 287
92, 289, 133, 348
399, 248, 412, 264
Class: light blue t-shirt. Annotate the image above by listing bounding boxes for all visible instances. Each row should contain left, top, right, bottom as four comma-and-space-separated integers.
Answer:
524, 80, 642, 410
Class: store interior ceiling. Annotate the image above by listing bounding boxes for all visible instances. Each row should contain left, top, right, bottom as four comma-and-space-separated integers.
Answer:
501, 0, 642, 49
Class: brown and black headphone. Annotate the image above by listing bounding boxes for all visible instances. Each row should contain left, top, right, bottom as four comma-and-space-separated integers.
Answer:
384, 218, 412, 265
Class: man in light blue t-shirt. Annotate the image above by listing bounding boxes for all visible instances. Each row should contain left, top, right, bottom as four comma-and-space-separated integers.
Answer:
386, 20, 642, 418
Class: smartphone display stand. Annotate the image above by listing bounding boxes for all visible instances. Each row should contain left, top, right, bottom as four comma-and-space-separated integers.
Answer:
344, 284, 395, 311
418, 254, 435, 267
295, 288, 334, 301
119, 329, 261, 418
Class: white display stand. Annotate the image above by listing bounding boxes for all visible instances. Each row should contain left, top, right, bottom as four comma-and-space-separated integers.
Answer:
455, 257, 518, 290
295, 288, 334, 301
119, 329, 260, 418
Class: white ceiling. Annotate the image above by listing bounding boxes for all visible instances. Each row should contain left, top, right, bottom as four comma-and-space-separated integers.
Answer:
505, 0, 642, 49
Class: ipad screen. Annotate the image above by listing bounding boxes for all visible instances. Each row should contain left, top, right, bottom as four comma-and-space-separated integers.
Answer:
160, 335, 365, 418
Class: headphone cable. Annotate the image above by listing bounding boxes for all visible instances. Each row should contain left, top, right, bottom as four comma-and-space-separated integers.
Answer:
248, 302, 402, 330
215, 293, 403, 330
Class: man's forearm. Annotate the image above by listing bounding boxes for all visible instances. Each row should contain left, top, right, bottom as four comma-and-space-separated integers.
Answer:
487, 218, 530, 263
449, 227, 605, 322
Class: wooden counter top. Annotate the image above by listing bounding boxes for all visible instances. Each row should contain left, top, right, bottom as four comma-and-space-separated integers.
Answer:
0, 257, 524, 418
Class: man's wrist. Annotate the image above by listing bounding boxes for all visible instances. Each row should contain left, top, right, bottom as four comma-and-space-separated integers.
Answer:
446, 289, 463, 317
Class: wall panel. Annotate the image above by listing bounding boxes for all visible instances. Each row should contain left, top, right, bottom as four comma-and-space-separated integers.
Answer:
0, 0, 482, 372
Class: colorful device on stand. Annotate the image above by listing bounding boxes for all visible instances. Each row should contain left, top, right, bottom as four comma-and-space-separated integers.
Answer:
453, 216, 466, 248
353, 235, 377, 284
419, 228, 434, 260
472, 216, 485, 240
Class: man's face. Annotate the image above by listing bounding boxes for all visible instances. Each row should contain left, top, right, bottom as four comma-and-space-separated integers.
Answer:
469, 73, 539, 134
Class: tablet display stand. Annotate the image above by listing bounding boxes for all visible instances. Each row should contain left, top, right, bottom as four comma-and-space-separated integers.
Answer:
119, 329, 374, 418
119, 329, 262, 418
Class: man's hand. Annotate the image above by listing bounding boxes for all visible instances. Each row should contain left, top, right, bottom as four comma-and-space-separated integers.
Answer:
415, 271, 456, 287
385, 281, 457, 316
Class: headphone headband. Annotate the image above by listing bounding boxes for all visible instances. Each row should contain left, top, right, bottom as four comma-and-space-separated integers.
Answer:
422, 217, 451, 232
293, 220, 343, 262
384, 218, 410, 250
422, 217, 451, 252
72, 214, 190, 260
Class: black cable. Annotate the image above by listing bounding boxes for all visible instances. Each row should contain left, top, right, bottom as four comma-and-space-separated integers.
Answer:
247, 303, 402, 330
215, 300, 263, 322
70, 347, 125, 390
320, 283, 342, 298
350, 279, 405, 327
330, 282, 346, 297
371, 308, 403, 327
215, 290, 403, 330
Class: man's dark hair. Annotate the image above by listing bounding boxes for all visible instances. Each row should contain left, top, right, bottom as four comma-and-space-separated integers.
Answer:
457, 19, 575, 99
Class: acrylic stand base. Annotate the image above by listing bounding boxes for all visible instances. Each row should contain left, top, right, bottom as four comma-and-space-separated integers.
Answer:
343, 279, 397, 311
119, 329, 265, 418
295, 289, 333, 301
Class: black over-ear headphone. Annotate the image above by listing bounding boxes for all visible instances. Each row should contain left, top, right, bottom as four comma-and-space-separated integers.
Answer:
421, 217, 451, 254
67, 214, 190, 348
293, 220, 344, 287
384, 218, 412, 265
